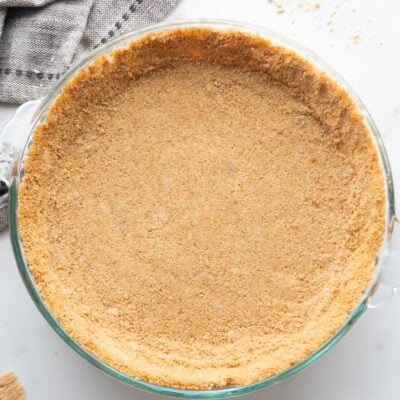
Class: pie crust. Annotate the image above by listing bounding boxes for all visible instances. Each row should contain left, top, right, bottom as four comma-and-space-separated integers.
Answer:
18, 28, 385, 389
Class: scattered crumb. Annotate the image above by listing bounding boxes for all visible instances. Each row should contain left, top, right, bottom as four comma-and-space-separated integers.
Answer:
352, 33, 361, 44
265, 0, 381, 46
268, 0, 286, 13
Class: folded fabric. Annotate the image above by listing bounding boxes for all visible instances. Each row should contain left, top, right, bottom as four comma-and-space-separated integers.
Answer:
0, 0, 178, 104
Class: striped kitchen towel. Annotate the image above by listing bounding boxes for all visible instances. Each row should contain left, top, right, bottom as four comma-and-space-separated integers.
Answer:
0, 0, 178, 103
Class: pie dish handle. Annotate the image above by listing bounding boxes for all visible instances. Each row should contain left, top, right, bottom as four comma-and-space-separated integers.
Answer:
367, 216, 400, 308
0, 100, 41, 230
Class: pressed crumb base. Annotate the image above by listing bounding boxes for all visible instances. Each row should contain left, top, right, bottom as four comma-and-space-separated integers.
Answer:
18, 28, 385, 389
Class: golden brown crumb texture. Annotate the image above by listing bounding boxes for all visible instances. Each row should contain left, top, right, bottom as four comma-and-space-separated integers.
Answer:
0, 372, 26, 400
18, 28, 385, 389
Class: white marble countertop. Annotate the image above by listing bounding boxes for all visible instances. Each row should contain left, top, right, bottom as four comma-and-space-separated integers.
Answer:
1, 0, 400, 399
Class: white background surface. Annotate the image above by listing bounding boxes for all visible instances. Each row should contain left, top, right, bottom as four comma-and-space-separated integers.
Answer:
1, 0, 400, 399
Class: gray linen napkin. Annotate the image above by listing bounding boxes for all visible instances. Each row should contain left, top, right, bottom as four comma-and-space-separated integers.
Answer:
0, 0, 178, 104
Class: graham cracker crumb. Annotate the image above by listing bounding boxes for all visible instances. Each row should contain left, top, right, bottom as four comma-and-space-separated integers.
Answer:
268, 0, 285, 13
0, 373, 26, 400
352, 33, 361, 43
18, 27, 386, 390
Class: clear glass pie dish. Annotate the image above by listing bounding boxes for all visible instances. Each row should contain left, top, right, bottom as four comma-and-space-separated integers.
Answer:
0, 19, 399, 398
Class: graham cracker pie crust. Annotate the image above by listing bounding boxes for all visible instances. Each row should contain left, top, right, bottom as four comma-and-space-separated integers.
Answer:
18, 27, 385, 389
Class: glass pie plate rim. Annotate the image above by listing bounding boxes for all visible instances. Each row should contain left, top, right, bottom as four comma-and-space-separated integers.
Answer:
6, 19, 397, 398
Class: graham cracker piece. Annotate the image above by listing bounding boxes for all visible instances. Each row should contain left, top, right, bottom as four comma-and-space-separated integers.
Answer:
0, 372, 26, 400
